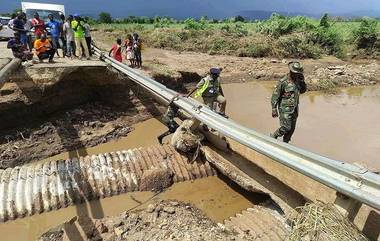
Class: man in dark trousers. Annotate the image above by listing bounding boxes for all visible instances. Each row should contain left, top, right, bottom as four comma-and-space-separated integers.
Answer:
271, 61, 307, 143
34, 34, 55, 63
157, 101, 180, 144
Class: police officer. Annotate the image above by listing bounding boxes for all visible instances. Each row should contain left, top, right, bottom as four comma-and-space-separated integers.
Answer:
157, 102, 180, 144
271, 61, 307, 143
189, 68, 227, 118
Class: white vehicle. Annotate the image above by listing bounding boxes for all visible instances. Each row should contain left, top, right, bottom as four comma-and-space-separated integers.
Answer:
0, 16, 14, 39
22, 2, 65, 23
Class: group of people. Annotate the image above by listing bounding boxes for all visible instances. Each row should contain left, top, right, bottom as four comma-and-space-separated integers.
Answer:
7, 11, 93, 63
108, 33, 143, 68
158, 62, 307, 144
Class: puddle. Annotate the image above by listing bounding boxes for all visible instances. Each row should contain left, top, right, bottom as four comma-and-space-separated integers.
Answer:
41, 118, 168, 163
0, 176, 260, 241
223, 82, 380, 170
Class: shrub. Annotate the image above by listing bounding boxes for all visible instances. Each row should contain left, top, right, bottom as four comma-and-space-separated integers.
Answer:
256, 14, 314, 37
276, 34, 321, 58
308, 26, 342, 56
184, 18, 207, 30
154, 17, 174, 28
353, 18, 378, 49
239, 43, 271, 57
148, 29, 182, 49
221, 23, 248, 37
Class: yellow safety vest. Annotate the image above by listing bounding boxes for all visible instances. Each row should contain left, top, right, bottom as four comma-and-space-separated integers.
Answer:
195, 77, 220, 98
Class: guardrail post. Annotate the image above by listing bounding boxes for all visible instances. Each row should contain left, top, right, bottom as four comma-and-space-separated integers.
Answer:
334, 192, 362, 221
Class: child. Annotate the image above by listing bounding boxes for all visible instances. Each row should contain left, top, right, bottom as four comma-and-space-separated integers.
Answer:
108, 38, 123, 62
133, 33, 142, 68
124, 35, 135, 67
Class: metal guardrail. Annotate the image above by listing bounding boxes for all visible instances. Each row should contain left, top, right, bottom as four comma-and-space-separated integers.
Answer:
93, 46, 380, 210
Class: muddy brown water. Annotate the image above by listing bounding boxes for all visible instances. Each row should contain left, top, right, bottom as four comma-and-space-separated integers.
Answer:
223, 82, 380, 170
0, 177, 260, 241
1, 80, 379, 240
0, 118, 264, 241
41, 118, 168, 163
42, 83, 380, 171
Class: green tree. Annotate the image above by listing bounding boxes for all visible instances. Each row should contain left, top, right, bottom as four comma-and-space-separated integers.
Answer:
320, 13, 330, 28
13, 8, 22, 14
99, 12, 113, 23
234, 15, 245, 22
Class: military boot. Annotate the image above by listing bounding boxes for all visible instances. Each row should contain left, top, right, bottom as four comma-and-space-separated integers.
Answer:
270, 131, 280, 139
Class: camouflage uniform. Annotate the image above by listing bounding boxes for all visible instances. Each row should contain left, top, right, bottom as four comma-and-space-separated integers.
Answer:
158, 103, 180, 144
271, 74, 307, 143
195, 75, 226, 114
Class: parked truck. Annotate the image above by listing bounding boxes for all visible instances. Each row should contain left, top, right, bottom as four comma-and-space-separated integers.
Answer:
22, 2, 65, 23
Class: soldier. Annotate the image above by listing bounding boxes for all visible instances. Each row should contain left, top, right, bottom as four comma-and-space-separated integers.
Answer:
188, 68, 228, 118
271, 61, 307, 143
157, 102, 180, 144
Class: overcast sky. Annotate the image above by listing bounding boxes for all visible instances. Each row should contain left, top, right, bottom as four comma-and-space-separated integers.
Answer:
1, 0, 380, 18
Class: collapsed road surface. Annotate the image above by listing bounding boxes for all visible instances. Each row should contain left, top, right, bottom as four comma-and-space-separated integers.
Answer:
0, 42, 379, 241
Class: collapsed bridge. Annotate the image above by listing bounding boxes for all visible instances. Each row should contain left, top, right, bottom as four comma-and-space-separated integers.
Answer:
0, 43, 379, 240
93, 46, 380, 212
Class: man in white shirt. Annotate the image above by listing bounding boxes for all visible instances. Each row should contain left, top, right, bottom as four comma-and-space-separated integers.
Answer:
83, 20, 92, 56
63, 15, 75, 58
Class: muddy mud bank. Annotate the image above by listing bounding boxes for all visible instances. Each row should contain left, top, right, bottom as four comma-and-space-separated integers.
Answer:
151, 71, 201, 93
2, 64, 134, 129
139, 48, 380, 92
0, 64, 164, 168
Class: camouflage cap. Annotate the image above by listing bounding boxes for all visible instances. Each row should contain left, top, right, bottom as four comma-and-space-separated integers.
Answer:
288, 61, 304, 74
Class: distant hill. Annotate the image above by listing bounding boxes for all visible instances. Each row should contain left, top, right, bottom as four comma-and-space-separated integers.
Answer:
236, 10, 380, 20
0, 0, 379, 20
340, 10, 380, 18
235, 10, 320, 20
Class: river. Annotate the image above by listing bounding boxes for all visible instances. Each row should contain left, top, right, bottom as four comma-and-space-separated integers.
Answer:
223, 82, 380, 170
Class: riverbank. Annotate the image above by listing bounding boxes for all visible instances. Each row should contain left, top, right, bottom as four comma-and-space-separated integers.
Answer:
91, 32, 380, 93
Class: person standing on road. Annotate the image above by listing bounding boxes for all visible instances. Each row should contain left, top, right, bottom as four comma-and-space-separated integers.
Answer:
23, 13, 33, 51
59, 14, 67, 57
12, 12, 28, 47
83, 19, 92, 56
63, 15, 75, 58
270, 61, 307, 143
31, 12, 46, 39
34, 33, 55, 63
71, 14, 90, 60
132, 33, 142, 68
189, 68, 228, 118
46, 14, 63, 57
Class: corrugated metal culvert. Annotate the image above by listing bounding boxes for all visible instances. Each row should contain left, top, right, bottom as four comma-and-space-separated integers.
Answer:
0, 145, 216, 222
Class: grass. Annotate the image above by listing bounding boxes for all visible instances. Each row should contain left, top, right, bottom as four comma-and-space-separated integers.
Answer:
93, 16, 380, 59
